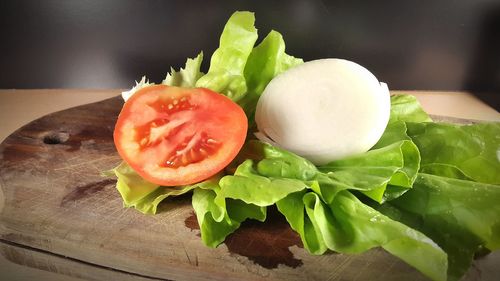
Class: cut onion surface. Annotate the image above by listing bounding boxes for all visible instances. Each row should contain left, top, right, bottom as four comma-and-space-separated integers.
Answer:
255, 58, 390, 165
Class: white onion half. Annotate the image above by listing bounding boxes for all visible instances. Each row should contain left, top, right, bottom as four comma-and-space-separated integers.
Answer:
255, 58, 390, 165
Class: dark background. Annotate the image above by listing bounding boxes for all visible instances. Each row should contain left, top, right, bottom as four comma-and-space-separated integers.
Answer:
1, 0, 499, 108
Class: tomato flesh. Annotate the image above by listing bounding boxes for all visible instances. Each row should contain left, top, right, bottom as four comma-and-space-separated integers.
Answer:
114, 85, 247, 186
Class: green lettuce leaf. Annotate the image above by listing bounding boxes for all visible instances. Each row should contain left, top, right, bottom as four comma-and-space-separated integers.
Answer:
277, 190, 448, 281
123, 51, 204, 102
327, 191, 448, 281
385, 173, 500, 280
276, 190, 327, 254
229, 140, 318, 181
249, 140, 318, 180
231, 137, 420, 205
373, 120, 412, 148
318, 140, 420, 203
374, 93, 430, 148
407, 122, 500, 184
219, 159, 315, 206
193, 188, 238, 247
162, 52, 204, 87
195, 11, 258, 101
112, 162, 195, 214
239, 30, 303, 117
389, 94, 432, 123
192, 178, 266, 247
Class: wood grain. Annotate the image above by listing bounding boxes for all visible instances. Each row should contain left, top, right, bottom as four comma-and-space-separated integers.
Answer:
0, 241, 155, 281
0, 96, 493, 281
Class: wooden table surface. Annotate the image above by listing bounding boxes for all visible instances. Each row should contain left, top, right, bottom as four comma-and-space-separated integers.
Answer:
0, 89, 499, 281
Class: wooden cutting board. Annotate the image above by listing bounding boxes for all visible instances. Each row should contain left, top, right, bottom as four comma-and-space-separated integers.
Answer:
0, 96, 492, 281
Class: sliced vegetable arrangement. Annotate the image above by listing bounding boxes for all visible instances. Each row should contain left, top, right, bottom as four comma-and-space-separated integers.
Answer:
107, 11, 500, 281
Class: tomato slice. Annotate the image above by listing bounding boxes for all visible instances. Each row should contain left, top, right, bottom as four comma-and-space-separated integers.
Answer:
114, 85, 247, 186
